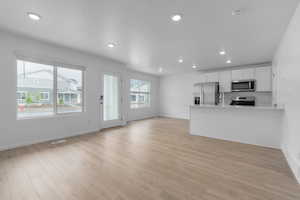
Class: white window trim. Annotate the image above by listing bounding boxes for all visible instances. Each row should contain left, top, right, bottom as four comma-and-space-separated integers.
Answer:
16, 58, 86, 119
40, 92, 50, 101
129, 79, 151, 109
16, 91, 28, 100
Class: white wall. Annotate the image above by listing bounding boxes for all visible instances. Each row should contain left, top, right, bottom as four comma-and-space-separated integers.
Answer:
159, 73, 203, 119
190, 106, 283, 149
0, 30, 159, 151
272, 2, 300, 183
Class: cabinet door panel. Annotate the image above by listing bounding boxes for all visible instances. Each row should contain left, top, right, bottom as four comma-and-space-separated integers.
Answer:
219, 71, 232, 92
232, 68, 255, 80
205, 72, 219, 82
255, 67, 272, 91
242, 68, 255, 79
198, 74, 206, 83
232, 69, 243, 81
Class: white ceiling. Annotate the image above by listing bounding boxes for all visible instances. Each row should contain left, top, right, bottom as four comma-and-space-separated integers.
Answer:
0, 0, 299, 75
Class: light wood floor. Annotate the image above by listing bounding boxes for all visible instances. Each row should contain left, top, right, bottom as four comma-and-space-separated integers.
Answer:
0, 117, 300, 200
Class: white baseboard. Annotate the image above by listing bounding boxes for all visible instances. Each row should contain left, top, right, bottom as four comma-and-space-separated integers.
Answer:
282, 145, 300, 184
127, 114, 158, 122
159, 113, 189, 120
0, 128, 100, 152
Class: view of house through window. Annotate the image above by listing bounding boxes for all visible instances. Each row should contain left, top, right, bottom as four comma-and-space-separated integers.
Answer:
57, 67, 83, 113
130, 79, 151, 109
17, 60, 54, 117
17, 59, 84, 118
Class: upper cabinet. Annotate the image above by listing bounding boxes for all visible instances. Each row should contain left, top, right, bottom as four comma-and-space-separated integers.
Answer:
198, 65, 272, 92
205, 72, 219, 82
232, 68, 255, 81
255, 66, 272, 92
198, 73, 206, 83
219, 71, 232, 92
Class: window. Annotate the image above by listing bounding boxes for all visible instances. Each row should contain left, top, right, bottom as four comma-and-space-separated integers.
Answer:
57, 67, 83, 113
130, 79, 150, 109
40, 92, 49, 101
103, 74, 120, 121
17, 59, 84, 118
17, 91, 27, 102
17, 60, 54, 118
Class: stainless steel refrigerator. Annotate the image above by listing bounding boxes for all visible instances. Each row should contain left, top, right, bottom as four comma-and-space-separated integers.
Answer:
194, 82, 220, 105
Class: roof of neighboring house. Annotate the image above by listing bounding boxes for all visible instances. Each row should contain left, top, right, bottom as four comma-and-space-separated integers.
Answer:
130, 80, 150, 93
18, 69, 81, 92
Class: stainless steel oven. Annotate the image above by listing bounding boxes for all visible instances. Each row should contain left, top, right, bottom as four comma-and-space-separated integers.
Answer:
230, 96, 255, 106
231, 80, 256, 92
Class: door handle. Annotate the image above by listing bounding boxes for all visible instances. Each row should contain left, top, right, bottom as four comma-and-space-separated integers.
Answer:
100, 95, 103, 104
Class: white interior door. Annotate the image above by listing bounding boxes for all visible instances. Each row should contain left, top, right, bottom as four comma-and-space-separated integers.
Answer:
101, 73, 123, 128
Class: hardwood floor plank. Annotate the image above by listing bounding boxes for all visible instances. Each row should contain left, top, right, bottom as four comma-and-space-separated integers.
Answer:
0, 117, 299, 200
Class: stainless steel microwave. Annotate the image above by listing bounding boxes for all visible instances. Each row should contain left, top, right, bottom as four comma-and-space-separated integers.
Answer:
231, 80, 256, 92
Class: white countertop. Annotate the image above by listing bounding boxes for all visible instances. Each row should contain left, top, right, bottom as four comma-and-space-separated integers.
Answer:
190, 104, 284, 111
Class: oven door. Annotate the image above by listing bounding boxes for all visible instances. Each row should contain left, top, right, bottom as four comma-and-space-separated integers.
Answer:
230, 100, 255, 106
231, 80, 256, 92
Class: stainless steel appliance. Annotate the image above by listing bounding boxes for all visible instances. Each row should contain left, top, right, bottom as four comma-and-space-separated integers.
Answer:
231, 79, 256, 92
194, 82, 220, 105
194, 97, 201, 105
230, 96, 255, 106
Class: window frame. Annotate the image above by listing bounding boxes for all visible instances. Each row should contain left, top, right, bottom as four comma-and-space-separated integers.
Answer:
16, 91, 28, 101
129, 79, 151, 109
16, 56, 86, 119
39, 92, 50, 101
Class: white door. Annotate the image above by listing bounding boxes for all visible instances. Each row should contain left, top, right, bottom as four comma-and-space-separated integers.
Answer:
101, 73, 124, 129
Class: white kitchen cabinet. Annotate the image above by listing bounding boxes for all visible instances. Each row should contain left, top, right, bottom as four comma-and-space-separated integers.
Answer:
255, 66, 272, 92
205, 72, 219, 82
219, 71, 232, 92
198, 74, 206, 83
232, 68, 255, 81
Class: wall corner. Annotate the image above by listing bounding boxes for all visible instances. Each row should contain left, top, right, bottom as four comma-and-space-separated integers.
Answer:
282, 144, 300, 184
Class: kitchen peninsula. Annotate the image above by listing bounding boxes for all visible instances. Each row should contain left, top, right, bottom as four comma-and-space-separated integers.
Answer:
189, 104, 284, 148
190, 64, 284, 149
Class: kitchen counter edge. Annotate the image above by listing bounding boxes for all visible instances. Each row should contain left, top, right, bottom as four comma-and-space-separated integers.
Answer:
190, 104, 284, 111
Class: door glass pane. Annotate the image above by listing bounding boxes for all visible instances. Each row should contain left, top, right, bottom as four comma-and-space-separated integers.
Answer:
57, 67, 83, 113
103, 74, 119, 121
17, 60, 54, 118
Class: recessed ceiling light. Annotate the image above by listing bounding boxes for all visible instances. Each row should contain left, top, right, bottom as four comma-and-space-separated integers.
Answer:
226, 60, 232, 64
192, 65, 197, 69
219, 50, 226, 55
107, 43, 116, 48
27, 12, 41, 21
171, 14, 182, 22
158, 67, 163, 73
178, 58, 183, 63
232, 9, 242, 16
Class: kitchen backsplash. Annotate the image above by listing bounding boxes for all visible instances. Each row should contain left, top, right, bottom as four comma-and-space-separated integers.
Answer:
223, 92, 272, 106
